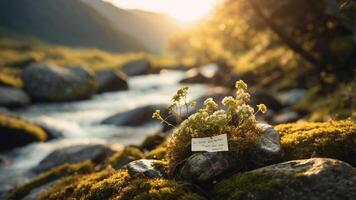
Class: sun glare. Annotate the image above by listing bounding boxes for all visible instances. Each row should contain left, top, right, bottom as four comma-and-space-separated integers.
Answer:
105, 0, 219, 22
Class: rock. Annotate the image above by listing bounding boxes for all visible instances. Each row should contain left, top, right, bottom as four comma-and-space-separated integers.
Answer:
32, 144, 114, 173
180, 64, 229, 85
179, 152, 237, 182
121, 59, 151, 76
0, 86, 30, 108
126, 159, 164, 178
22, 63, 97, 102
95, 69, 128, 93
278, 88, 307, 106
0, 114, 47, 151
102, 104, 169, 127
251, 91, 283, 111
273, 110, 300, 124
255, 123, 283, 163
178, 123, 282, 182
212, 158, 356, 200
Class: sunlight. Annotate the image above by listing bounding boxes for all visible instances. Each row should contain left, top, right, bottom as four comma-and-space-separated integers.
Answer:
105, 0, 219, 22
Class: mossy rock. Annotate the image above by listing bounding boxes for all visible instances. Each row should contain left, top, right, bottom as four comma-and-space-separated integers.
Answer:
276, 120, 356, 166
38, 168, 206, 200
211, 158, 356, 200
0, 73, 23, 88
107, 146, 144, 169
140, 132, 166, 151
7, 161, 94, 200
0, 114, 47, 151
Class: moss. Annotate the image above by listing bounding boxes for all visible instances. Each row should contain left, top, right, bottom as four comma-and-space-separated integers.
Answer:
276, 120, 356, 166
211, 171, 286, 200
146, 144, 168, 160
0, 73, 23, 88
107, 146, 144, 169
39, 168, 206, 200
0, 114, 47, 151
140, 132, 166, 151
7, 161, 93, 200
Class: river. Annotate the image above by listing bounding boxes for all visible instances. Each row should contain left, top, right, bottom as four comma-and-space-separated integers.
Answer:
0, 69, 210, 194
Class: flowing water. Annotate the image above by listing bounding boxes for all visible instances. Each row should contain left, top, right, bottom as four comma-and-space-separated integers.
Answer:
0, 69, 209, 194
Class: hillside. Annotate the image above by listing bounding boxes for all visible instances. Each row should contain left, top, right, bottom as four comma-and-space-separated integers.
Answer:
81, 0, 184, 53
0, 0, 145, 52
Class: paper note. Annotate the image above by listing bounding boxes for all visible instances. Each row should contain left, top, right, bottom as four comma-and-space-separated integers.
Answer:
191, 134, 229, 152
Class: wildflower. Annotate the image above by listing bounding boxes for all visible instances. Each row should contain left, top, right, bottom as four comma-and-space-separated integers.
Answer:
235, 80, 247, 90
204, 98, 218, 112
152, 110, 162, 120
257, 104, 267, 113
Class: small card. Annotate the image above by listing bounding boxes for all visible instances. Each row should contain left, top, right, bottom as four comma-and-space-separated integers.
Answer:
191, 134, 229, 152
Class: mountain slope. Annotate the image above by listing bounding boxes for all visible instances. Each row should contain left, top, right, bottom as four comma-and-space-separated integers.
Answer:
0, 0, 145, 52
81, 0, 184, 53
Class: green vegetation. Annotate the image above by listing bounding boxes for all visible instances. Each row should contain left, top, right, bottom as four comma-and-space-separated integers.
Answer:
153, 81, 268, 172
7, 161, 94, 200
276, 120, 356, 166
0, 114, 47, 150
211, 171, 286, 200
107, 146, 144, 169
146, 144, 168, 160
37, 168, 205, 200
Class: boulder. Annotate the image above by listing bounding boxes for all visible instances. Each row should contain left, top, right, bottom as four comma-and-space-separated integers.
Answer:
22, 63, 97, 102
212, 158, 356, 200
0, 114, 47, 151
121, 59, 151, 76
102, 104, 169, 127
178, 123, 282, 182
0, 86, 30, 108
32, 144, 114, 173
95, 69, 128, 93
126, 159, 164, 178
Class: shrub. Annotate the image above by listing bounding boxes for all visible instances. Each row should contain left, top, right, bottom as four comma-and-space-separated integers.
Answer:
153, 81, 268, 173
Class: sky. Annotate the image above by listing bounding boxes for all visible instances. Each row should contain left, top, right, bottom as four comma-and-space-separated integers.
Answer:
104, 0, 220, 22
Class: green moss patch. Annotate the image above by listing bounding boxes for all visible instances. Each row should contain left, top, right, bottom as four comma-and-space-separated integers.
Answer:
212, 171, 286, 200
0, 114, 47, 151
146, 144, 168, 160
107, 146, 144, 169
276, 120, 356, 165
38, 168, 206, 200
7, 161, 94, 200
